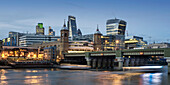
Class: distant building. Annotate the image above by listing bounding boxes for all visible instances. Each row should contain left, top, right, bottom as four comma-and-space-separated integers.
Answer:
19, 34, 60, 47
48, 26, 55, 36
146, 43, 170, 49
77, 29, 82, 36
36, 23, 45, 35
3, 31, 26, 46
106, 18, 126, 35
125, 36, 147, 49
73, 34, 93, 42
67, 16, 78, 39
0, 40, 2, 51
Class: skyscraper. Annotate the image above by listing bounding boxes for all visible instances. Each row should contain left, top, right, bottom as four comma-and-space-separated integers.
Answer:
77, 29, 82, 36
67, 15, 78, 39
36, 23, 45, 35
48, 26, 55, 36
106, 18, 127, 35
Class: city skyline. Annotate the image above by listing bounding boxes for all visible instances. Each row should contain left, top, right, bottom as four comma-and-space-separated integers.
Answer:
0, 0, 170, 43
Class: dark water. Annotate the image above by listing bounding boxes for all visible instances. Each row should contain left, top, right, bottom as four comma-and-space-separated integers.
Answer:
0, 68, 169, 85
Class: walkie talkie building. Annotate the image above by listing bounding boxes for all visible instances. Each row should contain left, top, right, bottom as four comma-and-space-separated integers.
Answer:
106, 18, 126, 35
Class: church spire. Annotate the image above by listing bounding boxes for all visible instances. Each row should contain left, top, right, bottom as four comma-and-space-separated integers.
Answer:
97, 24, 99, 31
63, 19, 66, 27
62, 19, 68, 30
95, 24, 101, 34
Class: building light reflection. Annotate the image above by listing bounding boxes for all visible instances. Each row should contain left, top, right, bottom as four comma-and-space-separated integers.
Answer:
141, 73, 163, 85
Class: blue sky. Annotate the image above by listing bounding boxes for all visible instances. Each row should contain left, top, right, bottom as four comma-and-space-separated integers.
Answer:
0, 0, 170, 43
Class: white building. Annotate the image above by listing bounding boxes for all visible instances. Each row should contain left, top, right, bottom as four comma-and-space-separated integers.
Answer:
19, 34, 60, 47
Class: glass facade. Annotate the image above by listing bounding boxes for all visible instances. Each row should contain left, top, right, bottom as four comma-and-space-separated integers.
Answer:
48, 26, 55, 36
106, 19, 126, 35
36, 23, 44, 35
67, 16, 78, 39
101, 35, 125, 50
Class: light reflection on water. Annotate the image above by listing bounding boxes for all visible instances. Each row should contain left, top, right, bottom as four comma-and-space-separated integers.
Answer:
0, 68, 168, 85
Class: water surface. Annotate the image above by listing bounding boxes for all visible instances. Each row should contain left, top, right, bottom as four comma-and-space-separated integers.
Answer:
0, 68, 169, 85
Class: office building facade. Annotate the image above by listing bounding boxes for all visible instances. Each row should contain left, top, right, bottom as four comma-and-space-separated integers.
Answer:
67, 16, 78, 39
36, 23, 45, 35
19, 34, 60, 47
106, 18, 126, 35
48, 26, 55, 36
101, 35, 125, 51
3, 31, 26, 46
125, 36, 147, 49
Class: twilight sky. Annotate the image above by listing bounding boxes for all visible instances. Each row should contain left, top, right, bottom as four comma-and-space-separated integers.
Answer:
0, 0, 170, 43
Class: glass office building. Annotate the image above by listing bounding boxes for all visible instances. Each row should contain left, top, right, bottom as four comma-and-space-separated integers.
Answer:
106, 19, 126, 35
67, 16, 78, 39
36, 23, 45, 35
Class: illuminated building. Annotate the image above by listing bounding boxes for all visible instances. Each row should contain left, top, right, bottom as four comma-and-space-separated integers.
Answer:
0, 46, 38, 59
93, 25, 102, 51
101, 35, 125, 50
36, 23, 44, 35
19, 34, 60, 47
125, 36, 147, 49
68, 41, 93, 53
106, 18, 126, 35
67, 16, 78, 39
60, 20, 69, 57
48, 26, 55, 36
146, 43, 170, 49
3, 31, 26, 46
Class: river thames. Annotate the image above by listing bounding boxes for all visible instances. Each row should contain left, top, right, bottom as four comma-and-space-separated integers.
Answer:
0, 68, 169, 85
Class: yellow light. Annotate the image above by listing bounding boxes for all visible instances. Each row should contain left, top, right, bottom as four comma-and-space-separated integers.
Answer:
33, 54, 37, 58
116, 40, 119, 44
128, 56, 131, 58
2, 54, 4, 58
140, 52, 144, 55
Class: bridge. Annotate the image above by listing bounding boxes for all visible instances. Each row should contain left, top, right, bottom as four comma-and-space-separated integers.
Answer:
62, 48, 170, 71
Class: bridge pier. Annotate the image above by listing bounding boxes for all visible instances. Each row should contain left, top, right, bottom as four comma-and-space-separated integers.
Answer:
97, 58, 102, 68
135, 58, 140, 66
116, 57, 123, 70
111, 59, 114, 69
107, 58, 112, 69
164, 57, 170, 73
124, 58, 129, 67
130, 58, 135, 66
92, 59, 97, 69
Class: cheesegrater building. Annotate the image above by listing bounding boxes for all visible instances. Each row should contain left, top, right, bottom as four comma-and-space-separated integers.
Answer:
67, 16, 78, 39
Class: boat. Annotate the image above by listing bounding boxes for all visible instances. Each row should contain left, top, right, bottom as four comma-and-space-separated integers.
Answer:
123, 59, 168, 73
57, 64, 91, 70
9, 60, 53, 68
3, 56, 53, 68
123, 66, 168, 73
